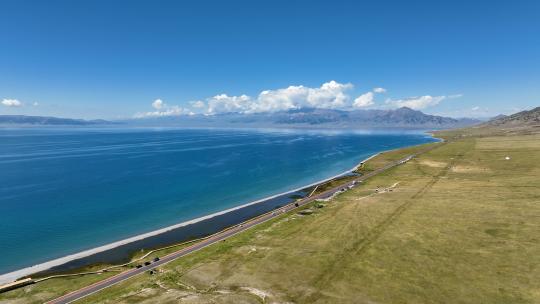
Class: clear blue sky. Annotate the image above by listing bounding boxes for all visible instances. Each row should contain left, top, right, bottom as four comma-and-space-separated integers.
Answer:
1, 0, 538, 119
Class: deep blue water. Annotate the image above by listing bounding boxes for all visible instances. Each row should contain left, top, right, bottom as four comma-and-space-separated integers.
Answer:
0, 127, 435, 274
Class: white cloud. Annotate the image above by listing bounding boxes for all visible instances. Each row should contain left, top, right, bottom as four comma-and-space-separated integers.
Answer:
384, 93, 461, 110
135, 106, 192, 118
305, 81, 353, 109
187, 100, 207, 114
353, 92, 374, 108
136, 82, 459, 117
190, 100, 206, 108
135, 99, 192, 118
385, 95, 453, 110
254, 80, 354, 113
32, 102, 39, 107
199, 81, 355, 114
352, 87, 386, 108
253, 86, 307, 113
2, 99, 22, 107
472, 106, 480, 111
207, 94, 253, 114
152, 99, 164, 110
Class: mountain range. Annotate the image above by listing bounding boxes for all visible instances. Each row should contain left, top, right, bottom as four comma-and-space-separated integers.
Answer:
128, 107, 481, 129
0, 115, 115, 126
0, 107, 482, 129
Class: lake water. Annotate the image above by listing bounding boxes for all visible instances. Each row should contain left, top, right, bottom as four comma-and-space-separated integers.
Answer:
0, 127, 436, 274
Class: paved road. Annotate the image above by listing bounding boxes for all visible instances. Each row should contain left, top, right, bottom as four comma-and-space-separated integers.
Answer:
46, 147, 436, 304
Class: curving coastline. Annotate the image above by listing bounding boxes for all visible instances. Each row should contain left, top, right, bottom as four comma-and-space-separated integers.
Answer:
0, 151, 384, 285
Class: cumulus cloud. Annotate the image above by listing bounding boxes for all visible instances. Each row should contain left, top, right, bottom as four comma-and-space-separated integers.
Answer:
135, 82, 455, 117
187, 100, 207, 114
32, 102, 39, 106
472, 106, 480, 111
135, 99, 192, 118
353, 92, 374, 108
385, 95, 452, 110
152, 99, 164, 110
352, 87, 387, 108
135, 106, 192, 118
208, 80, 355, 114
253, 86, 307, 112
2, 99, 22, 107
253, 81, 349, 112
207, 94, 253, 114
190, 100, 206, 108
303, 81, 353, 109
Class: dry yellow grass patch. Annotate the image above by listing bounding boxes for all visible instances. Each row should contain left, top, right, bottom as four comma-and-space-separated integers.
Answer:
476, 134, 540, 150
419, 160, 447, 168
451, 165, 492, 173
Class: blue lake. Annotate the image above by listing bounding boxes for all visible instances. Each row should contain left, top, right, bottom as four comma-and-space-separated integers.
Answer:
0, 127, 436, 274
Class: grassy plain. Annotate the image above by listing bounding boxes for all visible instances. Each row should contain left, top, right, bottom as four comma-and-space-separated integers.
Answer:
2, 126, 539, 303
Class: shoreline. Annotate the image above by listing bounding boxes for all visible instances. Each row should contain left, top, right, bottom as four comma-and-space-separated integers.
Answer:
0, 152, 381, 285
0, 132, 440, 285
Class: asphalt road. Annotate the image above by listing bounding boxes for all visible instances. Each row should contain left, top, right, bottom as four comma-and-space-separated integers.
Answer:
46, 148, 435, 304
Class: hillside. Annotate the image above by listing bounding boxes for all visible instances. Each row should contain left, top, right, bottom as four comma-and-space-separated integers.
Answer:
486, 106, 540, 127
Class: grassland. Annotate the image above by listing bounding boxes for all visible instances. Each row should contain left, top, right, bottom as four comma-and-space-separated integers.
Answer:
2, 126, 539, 303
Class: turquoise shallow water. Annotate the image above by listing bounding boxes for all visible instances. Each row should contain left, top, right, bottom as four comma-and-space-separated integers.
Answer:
0, 127, 435, 274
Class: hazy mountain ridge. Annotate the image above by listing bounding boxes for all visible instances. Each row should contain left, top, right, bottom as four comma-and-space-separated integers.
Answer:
0, 107, 482, 128
130, 107, 480, 129
0, 115, 116, 126
259, 107, 469, 126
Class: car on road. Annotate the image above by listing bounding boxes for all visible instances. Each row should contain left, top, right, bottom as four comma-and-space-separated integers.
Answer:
144, 261, 151, 266
136, 264, 142, 269
153, 257, 160, 262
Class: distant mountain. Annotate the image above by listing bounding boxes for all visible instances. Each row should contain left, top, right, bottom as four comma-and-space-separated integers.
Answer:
0, 115, 116, 126
486, 107, 540, 127
128, 107, 481, 129
1, 108, 481, 129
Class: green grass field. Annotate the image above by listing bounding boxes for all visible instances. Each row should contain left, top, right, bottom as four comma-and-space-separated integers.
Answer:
2, 126, 539, 303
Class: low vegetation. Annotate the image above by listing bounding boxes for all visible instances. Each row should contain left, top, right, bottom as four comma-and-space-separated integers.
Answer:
2, 123, 539, 303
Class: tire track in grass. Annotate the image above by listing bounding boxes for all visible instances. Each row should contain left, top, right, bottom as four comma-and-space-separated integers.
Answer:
308, 145, 468, 301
